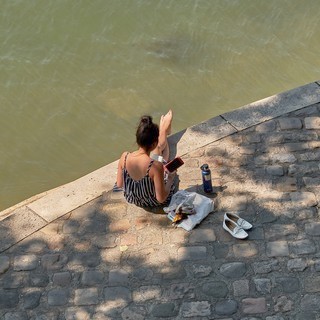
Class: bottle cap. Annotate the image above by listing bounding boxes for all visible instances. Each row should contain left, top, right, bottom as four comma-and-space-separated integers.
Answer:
200, 164, 209, 170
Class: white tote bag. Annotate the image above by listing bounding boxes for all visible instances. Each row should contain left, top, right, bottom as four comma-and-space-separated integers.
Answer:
164, 190, 214, 231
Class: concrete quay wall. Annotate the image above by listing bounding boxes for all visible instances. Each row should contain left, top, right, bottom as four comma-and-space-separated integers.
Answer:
1, 81, 320, 253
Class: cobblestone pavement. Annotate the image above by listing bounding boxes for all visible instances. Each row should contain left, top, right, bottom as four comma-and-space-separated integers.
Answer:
1, 103, 320, 319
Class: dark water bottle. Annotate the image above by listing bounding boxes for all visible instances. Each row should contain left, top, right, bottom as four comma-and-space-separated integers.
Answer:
200, 164, 213, 193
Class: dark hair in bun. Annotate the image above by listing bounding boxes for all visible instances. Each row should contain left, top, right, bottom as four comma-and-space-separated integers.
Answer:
136, 115, 159, 151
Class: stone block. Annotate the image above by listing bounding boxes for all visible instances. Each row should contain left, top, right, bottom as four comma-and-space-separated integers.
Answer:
283, 142, 310, 152
201, 281, 228, 298
4, 312, 28, 320
273, 295, 293, 313
64, 307, 91, 320
278, 118, 302, 130
242, 297, 267, 314
255, 120, 277, 132
305, 276, 320, 292
245, 133, 261, 143
295, 208, 316, 220
69, 253, 100, 268
62, 220, 80, 234
74, 288, 99, 306
1, 272, 25, 288
0, 290, 19, 308
48, 289, 69, 306
309, 140, 320, 148
233, 242, 258, 258
163, 265, 187, 280
151, 303, 178, 317
266, 165, 284, 176
109, 219, 130, 233
290, 239, 316, 255
180, 301, 211, 317
41, 254, 68, 270
81, 270, 104, 286
215, 300, 238, 315
0, 206, 47, 252
219, 262, 247, 278
287, 258, 307, 272
104, 286, 131, 310
265, 224, 298, 240
233, 279, 249, 296
132, 285, 160, 302
266, 241, 289, 257
53, 272, 72, 286
109, 269, 129, 285
248, 227, 265, 240
290, 192, 317, 207
305, 117, 320, 129
13, 255, 38, 271
120, 306, 146, 320
273, 177, 297, 192
254, 278, 271, 294
92, 235, 117, 249
23, 289, 41, 309
284, 131, 318, 142
270, 153, 297, 164
303, 177, 320, 188
301, 294, 320, 310
305, 222, 320, 236
288, 163, 319, 176
177, 246, 207, 261
300, 151, 320, 161
30, 273, 49, 287
276, 277, 300, 293
79, 219, 107, 234
165, 283, 194, 300
188, 228, 216, 243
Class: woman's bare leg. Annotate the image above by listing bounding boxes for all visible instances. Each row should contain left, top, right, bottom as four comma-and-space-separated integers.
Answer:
152, 110, 173, 162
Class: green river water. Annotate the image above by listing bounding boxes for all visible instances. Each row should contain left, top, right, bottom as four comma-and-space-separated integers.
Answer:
1, 0, 320, 211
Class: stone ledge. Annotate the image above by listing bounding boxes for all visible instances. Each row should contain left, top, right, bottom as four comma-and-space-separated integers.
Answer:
168, 115, 237, 156
222, 82, 320, 130
0, 206, 47, 253
27, 161, 118, 223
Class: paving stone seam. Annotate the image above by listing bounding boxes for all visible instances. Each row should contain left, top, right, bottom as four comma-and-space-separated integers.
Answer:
220, 114, 240, 132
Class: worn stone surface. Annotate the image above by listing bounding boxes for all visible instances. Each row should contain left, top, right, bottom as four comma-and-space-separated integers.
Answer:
1, 99, 320, 319
0, 207, 47, 252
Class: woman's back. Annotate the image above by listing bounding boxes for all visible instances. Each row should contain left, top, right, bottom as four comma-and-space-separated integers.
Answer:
123, 152, 161, 207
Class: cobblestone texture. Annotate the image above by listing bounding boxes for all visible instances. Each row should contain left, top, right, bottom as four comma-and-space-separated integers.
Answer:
0, 104, 320, 319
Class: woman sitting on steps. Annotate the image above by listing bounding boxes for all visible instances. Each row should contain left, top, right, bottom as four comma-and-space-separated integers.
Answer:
116, 110, 176, 207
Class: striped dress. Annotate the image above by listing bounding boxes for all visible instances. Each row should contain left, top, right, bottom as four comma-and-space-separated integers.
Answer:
123, 152, 175, 207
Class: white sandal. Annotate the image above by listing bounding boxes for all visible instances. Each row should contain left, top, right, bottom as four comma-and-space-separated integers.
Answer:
224, 212, 252, 230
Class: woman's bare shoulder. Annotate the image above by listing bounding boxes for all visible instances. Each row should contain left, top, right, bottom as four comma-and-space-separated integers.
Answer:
118, 151, 129, 164
120, 151, 130, 159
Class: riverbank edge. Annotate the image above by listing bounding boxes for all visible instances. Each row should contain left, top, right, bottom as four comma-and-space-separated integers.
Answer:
1, 81, 320, 252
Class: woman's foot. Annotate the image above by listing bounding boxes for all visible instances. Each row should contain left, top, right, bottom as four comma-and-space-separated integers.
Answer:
160, 109, 173, 135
